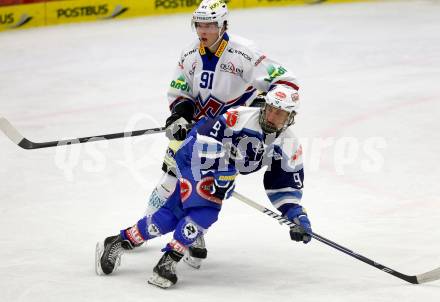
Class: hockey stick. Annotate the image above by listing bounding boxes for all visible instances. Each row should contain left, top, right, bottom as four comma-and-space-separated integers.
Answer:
232, 191, 440, 285
0, 116, 166, 150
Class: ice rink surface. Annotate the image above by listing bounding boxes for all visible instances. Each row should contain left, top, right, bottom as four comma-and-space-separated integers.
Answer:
1, 0, 440, 301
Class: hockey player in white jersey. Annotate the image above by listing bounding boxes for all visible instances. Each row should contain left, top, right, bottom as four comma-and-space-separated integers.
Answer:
96, 86, 312, 288
107, 0, 301, 269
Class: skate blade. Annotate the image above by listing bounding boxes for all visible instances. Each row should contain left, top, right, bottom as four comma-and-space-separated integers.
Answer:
148, 272, 174, 289
95, 242, 105, 275
183, 254, 202, 269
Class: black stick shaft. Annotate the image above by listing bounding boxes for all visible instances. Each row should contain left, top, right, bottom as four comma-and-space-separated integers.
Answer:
18, 127, 166, 149
233, 192, 419, 284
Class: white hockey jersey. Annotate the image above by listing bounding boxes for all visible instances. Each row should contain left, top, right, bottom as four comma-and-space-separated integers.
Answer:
176, 106, 304, 212
167, 32, 300, 121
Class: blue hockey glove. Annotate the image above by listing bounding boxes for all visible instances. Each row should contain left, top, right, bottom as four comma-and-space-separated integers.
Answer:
210, 169, 237, 200
285, 205, 312, 244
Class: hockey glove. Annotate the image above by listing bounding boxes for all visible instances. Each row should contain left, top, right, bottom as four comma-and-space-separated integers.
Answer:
165, 114, 192, 141
285, 205, 312, 244
165, 100, 195, 141
210, 169, 237, 200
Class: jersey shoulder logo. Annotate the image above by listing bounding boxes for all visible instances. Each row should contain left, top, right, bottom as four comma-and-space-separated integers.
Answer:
292, 145, 303, 161
225, 110, 239, 127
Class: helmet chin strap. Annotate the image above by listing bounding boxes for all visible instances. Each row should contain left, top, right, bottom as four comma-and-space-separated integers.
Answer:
203, 27, 225, 52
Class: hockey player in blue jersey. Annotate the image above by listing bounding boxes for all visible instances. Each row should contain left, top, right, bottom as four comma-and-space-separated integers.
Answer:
96, 86, 312, 288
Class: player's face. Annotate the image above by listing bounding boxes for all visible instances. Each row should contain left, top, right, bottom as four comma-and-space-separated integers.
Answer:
264, 105, 290, 130
195, 22, 221, 48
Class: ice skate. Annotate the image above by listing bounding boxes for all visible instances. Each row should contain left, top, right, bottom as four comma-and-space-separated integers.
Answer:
148, 250, 183, 289
183, 234, 207, 269
95, 234, 134, 275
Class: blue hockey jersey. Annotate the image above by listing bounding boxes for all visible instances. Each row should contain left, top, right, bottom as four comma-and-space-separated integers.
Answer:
175, 106, 304, 213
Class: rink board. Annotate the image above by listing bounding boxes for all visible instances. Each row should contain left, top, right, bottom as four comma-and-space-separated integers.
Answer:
0, 2, 45, 30
0, 0, 375, 32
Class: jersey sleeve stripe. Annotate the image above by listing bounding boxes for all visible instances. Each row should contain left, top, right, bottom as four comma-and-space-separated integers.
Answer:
266, 187, 303, 194
267, 190, 303, 203
272, 199, 301, 209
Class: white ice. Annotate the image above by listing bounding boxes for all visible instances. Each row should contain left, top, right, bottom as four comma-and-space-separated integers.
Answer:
1, 0, 440, 301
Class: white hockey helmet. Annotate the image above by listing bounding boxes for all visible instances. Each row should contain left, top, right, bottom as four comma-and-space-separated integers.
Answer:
259, 86, 300, 134
192, 0, 229, 29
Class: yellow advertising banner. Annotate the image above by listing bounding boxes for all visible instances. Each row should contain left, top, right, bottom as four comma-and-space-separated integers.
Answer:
0, 2, 45, 31
45, 0, 136, 25
0, 0, 376, 32
45, 0, 246, 25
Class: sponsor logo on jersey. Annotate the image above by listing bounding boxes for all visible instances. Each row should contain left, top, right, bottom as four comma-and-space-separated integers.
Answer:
199, 43, 206, 55
180, 178, 192, 202
254, 55, 266, 66
189, 62, 197, 75
57, 5, 109, 19
220, 61, 243, 76
215, 39, 228, 57
196, 176, 222, 205
225, 110, 239, 127
182, 222, 199, 240
264, 65, 287, 82
170, 75, 191, 92
227, 47, 252, 61
182, 48, 197, 63
218, 174, 236, 181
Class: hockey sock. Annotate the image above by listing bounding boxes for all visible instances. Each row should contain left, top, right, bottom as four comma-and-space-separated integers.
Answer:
121, 224, 146, 246
122, 206, 180, 245
162, 239, 187, 256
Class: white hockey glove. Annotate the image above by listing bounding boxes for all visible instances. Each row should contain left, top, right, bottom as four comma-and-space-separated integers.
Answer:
165, 115, 192, 141
165, 100, 195, 141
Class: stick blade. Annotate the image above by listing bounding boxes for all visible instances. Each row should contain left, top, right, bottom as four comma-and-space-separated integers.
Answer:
0, 116, 25, 145
416, 266, 440, 284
